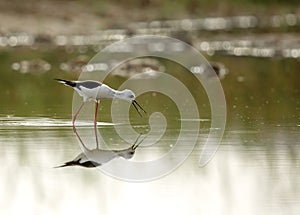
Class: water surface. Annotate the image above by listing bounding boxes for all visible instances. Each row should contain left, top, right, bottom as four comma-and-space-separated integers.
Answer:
0, 43, 299, 214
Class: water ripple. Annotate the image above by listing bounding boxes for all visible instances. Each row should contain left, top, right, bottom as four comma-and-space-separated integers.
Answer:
0, 116, 114, 129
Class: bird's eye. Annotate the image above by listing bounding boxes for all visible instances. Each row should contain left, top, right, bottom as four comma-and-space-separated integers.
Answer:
129, 95, 134, 98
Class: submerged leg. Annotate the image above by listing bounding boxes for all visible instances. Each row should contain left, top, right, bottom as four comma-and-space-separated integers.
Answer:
94, 101, 99, 148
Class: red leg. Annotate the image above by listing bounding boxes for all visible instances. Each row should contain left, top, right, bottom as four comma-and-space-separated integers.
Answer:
72, 102, 85, 133
94, 101, 99, 148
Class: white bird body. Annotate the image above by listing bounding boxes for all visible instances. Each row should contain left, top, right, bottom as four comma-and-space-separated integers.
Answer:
55, 79, 146, 148
56, 79, 137, 102
55, 79, 145, 114
74, 84, 100, 102
74, 83, 123, 102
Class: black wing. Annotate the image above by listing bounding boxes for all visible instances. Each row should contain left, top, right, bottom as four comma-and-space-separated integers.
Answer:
75, 81, 102, 89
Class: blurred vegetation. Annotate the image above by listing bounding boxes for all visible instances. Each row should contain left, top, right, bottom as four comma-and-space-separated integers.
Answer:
86, 0, 300, 17
1, 0, 300, 31
85, 0, 300, 29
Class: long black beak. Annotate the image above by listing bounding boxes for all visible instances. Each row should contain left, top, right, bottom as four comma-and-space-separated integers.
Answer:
132, 100, 146, 117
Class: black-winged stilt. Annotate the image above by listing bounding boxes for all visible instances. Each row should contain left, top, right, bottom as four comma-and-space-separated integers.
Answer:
55, 79, 146, 148
55, 134, 145, 168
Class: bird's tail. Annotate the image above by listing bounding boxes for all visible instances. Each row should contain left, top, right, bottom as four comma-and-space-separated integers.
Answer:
54, 78, 76, 87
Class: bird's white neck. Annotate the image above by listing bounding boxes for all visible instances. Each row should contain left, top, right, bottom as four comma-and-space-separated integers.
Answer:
113, 90, 127, 100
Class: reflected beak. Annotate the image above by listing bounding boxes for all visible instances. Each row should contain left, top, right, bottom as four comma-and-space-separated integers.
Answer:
132, 133, 146, 150
132, 141, 142, 150
132, 100, 146, 117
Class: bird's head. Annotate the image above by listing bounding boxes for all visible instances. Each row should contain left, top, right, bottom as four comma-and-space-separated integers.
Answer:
120, 89, 146, 117
121, 89, 136, 102
117, 148, 136, 159
116, 133, 145, 160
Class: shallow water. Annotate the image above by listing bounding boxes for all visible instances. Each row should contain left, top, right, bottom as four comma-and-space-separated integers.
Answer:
0, 44, 299, 214
0, 118, 299, 215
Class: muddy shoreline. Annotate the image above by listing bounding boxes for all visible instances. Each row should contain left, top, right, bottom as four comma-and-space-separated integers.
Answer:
1, 0, 300, 36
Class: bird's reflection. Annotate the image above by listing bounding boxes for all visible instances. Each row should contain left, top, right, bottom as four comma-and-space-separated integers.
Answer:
56, 128, 145, 168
